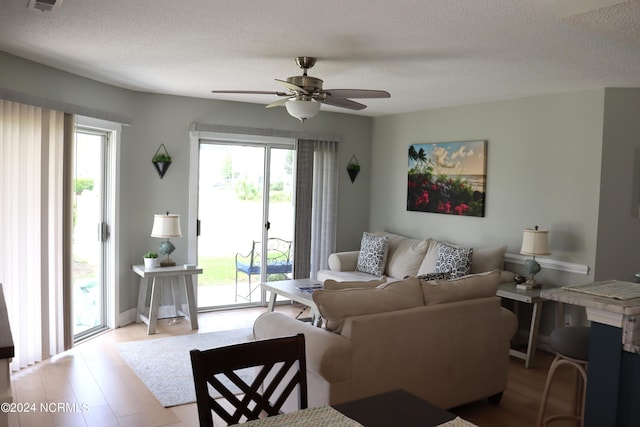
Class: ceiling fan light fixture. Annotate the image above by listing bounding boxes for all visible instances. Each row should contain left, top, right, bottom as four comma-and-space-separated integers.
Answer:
210, 57, 389, 119
285, 98, 321, 122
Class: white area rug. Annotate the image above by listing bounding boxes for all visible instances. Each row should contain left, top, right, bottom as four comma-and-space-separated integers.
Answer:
115, 328, 254, 407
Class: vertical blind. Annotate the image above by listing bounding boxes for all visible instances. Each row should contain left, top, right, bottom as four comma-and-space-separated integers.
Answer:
293, 139, 338, 279
0, 100, 72, 371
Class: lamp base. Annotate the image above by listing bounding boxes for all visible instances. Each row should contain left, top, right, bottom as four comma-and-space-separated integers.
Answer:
517, 279, 541, 290
517, 282, 541, 290
160, 258, 176, 267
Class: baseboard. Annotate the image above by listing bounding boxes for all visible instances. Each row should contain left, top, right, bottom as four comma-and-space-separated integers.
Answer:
118, 304, 186, 328
118, 308, 136, 327
513, 329, 553, 354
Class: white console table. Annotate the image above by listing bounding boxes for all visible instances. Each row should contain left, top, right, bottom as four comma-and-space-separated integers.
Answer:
133, 264, 201, 335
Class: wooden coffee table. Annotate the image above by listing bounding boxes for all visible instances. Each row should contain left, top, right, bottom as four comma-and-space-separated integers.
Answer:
261, 278, 322, 323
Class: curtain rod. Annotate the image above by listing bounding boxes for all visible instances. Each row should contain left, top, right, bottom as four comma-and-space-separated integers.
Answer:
190, 122, 342, 142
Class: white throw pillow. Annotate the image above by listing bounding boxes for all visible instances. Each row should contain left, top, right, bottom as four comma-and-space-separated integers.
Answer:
416, 239, 441, 275
356, 232, 390, 276
384, 233, 429, 278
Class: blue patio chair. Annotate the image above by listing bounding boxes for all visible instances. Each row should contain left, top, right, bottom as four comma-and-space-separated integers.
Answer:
235, 238, 293, 301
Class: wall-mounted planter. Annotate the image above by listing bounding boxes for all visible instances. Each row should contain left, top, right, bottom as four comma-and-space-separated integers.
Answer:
152, 144, 172, 179
346, 155, 360, 183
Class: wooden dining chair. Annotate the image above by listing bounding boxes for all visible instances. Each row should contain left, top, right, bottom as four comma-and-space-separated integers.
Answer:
189, 333, 308, 427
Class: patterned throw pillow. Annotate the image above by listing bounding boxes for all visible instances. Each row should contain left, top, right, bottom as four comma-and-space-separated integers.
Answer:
417, 272, 453, 281
434, 243, 473, 278
356, 232, 390, 276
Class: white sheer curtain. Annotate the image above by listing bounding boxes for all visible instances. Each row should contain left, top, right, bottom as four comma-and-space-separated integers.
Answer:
294, 139, 338, 279
0, 100, 72, 372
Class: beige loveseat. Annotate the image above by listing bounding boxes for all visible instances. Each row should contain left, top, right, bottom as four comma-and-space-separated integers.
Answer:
253, 270, 518, 410
317, 231, 511, 283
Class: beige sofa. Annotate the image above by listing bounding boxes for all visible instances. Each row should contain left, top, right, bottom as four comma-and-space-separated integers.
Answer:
317, 231, 511, 283
253, 270, 518, 410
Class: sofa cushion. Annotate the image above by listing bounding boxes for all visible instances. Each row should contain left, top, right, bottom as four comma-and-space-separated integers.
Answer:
416, 239, 441, 275
323, 277, 387, 291
434, 243, 473, 278
384, 233, 430, 278
312, 277, 423, 333
356, 232, 390, 276
470, 245, 507, 273
420, 270, 501, 305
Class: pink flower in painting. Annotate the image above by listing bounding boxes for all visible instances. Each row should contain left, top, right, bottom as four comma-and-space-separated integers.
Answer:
454, 204, 469, 215
416, 190, 430, 207
437, 200, 451, 214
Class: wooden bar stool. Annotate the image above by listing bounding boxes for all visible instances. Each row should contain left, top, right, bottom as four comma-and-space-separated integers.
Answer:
536, 326, 590, 427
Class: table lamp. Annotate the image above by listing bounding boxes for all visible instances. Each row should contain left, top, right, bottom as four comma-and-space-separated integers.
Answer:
151, 212, 182, 267
520, 225, 550, 288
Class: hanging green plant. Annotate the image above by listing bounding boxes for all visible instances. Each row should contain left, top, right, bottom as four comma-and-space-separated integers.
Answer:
346, 155, 360, 183
152, 153, 172, 163
152, 144, 172, 179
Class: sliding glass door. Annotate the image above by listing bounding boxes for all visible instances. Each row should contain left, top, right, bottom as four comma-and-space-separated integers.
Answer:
72, 128, 109, 340
197, 141, 294, 309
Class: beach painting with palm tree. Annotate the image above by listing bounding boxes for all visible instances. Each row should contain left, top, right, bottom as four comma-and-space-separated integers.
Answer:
407, 140, 487, 217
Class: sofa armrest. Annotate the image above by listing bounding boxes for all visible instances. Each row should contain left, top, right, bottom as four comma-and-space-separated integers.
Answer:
327, 251, 360, 271
253, 312, 352, 383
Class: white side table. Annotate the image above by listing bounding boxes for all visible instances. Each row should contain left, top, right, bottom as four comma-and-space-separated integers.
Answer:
496, 283, 549, 368
261, 278, 322, 323
132, 264, 202, 335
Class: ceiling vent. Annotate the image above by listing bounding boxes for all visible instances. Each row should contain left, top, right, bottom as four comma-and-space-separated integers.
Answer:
28, 0, 63, 12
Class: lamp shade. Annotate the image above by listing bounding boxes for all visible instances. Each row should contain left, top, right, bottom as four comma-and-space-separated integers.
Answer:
520, 227, 550, 256
151, 213, 182, 238
285, 98, 321, 121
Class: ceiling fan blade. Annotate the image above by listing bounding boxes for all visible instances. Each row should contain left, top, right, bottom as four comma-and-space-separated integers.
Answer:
211, 90, 289, 96
324, 89, 390, 99
265, 97, 292, 108
275, 79, 309, 95
318, 97, 367, 111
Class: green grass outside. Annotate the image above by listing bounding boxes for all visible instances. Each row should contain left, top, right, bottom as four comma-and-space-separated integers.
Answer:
198, 255, 290, 286
199, 255, 238, 285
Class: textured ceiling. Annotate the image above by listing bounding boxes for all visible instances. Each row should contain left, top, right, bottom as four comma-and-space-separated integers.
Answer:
1, 0, 639, 117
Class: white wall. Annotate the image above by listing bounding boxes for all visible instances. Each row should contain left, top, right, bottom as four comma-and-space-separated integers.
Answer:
0, 52, 134, 119
370, 90, 610, 335
596, 88, 640, 280
370, 90, 606, 285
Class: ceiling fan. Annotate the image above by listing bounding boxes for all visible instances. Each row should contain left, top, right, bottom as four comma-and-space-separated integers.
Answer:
211, 57, 390, 121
